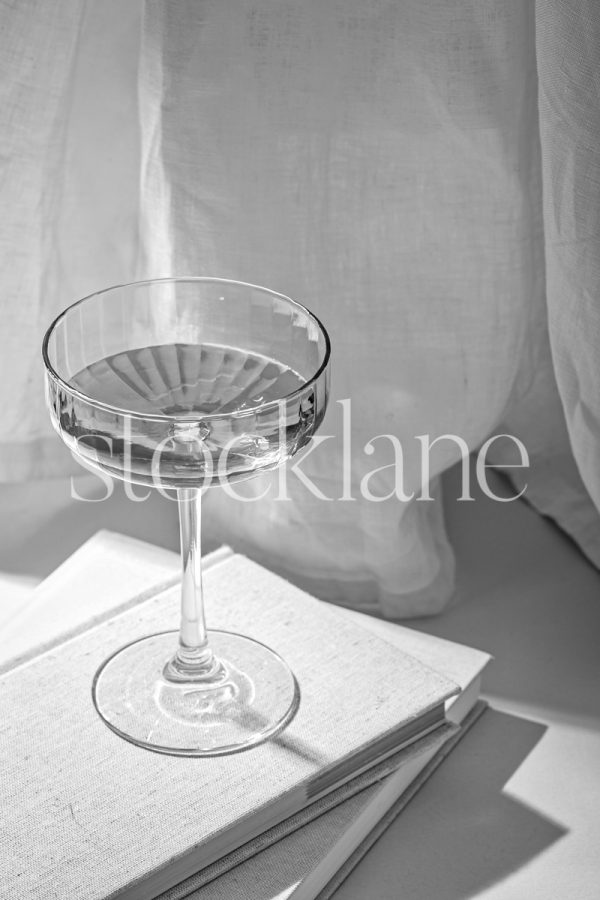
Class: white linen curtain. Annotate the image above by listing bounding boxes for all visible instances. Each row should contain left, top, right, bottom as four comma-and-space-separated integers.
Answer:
1, 0, 599, 617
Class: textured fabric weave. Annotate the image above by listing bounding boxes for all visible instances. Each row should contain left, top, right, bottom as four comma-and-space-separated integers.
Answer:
2, 1, 600, 616
0, 553, 456, 900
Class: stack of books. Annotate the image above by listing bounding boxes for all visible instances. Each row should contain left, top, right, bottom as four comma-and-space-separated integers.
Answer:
0, 532, 490, 900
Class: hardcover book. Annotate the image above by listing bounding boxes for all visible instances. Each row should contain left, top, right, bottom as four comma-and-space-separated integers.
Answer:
0, 541, 467, 900
157, 665, 487, 900
166, 705, 486, 900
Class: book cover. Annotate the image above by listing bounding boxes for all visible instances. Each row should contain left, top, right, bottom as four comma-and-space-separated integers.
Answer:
0, 548, 459, 900
0, 534, 490, 900
155, 594, 489, 899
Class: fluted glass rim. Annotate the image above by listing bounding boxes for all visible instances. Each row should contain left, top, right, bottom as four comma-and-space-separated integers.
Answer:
42, 276, 331, 423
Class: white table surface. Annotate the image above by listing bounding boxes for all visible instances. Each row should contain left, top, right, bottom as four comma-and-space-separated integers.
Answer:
0, 464, 598, 899
336, 465, 600, 900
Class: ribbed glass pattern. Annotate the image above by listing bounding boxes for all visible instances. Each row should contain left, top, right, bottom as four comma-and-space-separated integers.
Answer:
43, 278, 330, 488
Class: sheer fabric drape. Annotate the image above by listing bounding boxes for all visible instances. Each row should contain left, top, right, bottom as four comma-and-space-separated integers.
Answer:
2, 1, 599, 616
0, 0, 140, 479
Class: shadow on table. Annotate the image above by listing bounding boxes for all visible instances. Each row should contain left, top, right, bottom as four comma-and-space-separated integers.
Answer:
333, 707, 566, 900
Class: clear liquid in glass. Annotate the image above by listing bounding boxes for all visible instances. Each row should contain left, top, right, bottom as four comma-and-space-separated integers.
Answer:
56, 342, 316, 488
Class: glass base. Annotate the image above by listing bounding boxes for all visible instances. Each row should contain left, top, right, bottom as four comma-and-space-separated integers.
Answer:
92, 630, 300, 757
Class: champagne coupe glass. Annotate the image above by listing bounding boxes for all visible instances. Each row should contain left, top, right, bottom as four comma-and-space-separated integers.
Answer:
42, 277, 330, 756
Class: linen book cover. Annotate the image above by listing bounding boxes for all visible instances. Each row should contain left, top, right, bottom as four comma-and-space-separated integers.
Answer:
0, 551, 458, 900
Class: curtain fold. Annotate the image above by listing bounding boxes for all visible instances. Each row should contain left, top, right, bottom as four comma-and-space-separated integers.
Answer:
0, 0, 141, 480
535, 0, 600, 538
2, 0, 600, 615
139, 0, 594, 615
0, 0, 86, 480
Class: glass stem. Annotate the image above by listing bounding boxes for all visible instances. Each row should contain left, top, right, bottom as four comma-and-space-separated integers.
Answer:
164, 488, 221, 682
